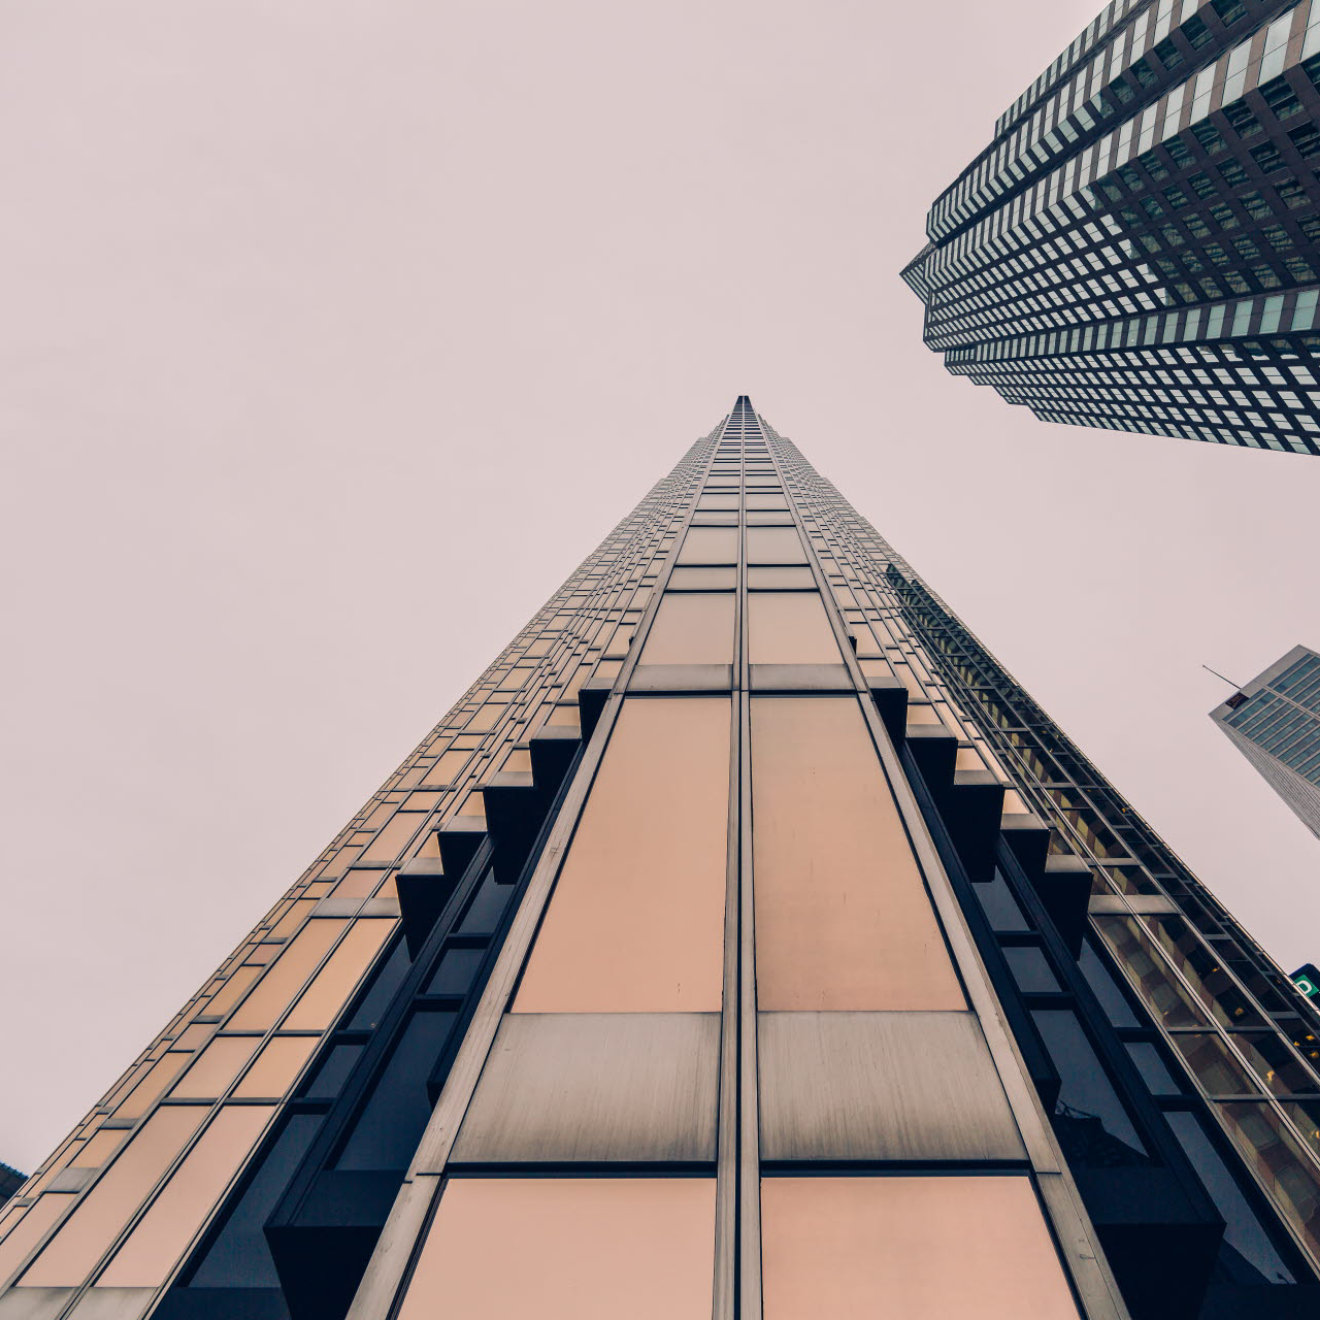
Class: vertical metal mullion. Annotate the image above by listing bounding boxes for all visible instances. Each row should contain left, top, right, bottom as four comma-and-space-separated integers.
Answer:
735, 414, 761, 1318
712, 421, 742, 1319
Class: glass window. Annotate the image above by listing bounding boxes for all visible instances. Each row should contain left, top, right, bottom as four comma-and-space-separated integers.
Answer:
346, 938, 412, 1032
515, 698, 730, 1013
187, 1113, 324, 1288
283, 920, 395, 1031
336, 1008, 458, 1171
761, 1176, 1079, 1319
301, 1043, 365, 1101
747, 566, 816, 590
1092, 916, 1207, 1029
747, 593, 841, 666
1078, 942, 1140, 1028
640, 592, 735, 666
1031, 1010, 1148, 1163
69, 1129, 129, 1170
99, 1105, 275, 1287
1217, 1101, 1320, 1261
1003, 945, 1060, 993
21, 1107, 208, 1286
972, 871, 1030, 934
751, 697, 964, 1011
396, 1178, 715, 1320
0, 1195, 75, 1286
228, 920, 347, 1031
746, 526, 807, 564
1169, 1034, 1263, 1097
234, 1036, 320, 1098
1124, 1042, 1183, 1095
115, 1053, 193, 1118
1165, 1111, 1294, 1284
1234, 1033, 1320, 1097
668, 567, 736, 591
171, 1037, 261, 1100
421, 748, 471, 789
677, 527, 738, 565
426, 946, 486, 996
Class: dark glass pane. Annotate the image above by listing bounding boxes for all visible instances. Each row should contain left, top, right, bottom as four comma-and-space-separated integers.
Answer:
426, 946, 487, 997
346, 937, 412, 1032
1079, 941, 1140, 1029
301, 1043, 366, 1101
458, 872, 513, 935
186, 1113, 324, 1287
1031, 1009, 1148, 1163
1165, 1111, 1294, 1284
1236, 1033, 1320, 1096
336, 1009, 458, 1171
1003, 945, 1060, 993
1125, 1041, 1183, 1096
973, 870, 1030, 933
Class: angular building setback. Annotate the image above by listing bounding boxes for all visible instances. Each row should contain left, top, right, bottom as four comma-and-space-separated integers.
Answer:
2, 399, 1320, 1320
1211, 644, 1320, 837
904, 0, 1320, 455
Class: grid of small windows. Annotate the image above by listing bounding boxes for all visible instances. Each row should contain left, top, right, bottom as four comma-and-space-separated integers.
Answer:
926, 58, 1320, 353
1226, 652, 1320, 778
932, 0, 1282, 242
921, 0, 1320, 301
950, 334, 1320, 452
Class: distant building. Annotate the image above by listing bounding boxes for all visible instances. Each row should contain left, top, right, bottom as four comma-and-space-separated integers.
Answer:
905, 0, 1320, 455
1211, 644, 1320, 837
0, 1164, 24, 1210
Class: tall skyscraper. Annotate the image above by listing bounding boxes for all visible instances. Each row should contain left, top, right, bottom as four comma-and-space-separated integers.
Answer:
1211, 644, 1320, 837
904, 0, 1320, 455
2, 399, 1319, 1320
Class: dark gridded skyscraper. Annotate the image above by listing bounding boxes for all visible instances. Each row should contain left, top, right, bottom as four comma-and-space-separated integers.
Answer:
2, 400, 1320, 1320
905, 0, 1320, 455
1211, 644, 1320, 836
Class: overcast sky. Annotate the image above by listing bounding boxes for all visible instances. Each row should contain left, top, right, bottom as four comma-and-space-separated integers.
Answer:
2, 0, 1319, 1172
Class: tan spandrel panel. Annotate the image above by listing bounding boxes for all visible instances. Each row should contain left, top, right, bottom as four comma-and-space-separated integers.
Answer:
452, 1013, 719, 1164
640, 593, 735, 666
282, 919, 394, 1030
20, 1108, 208, 1287
745, 525, 807, 564
0, 1197, 73, 1287
232, 1037, 319, 1099
746, 593, 841, 665
98, 1106, 274, 1288
396, 1178, 715, 1320
227, 920, 346, 1031
757, 1012, 1024, 1162
761, 1176, 1080, 1320
513, 697, 730, 1013
677, 526, 738, 565
750, 696, 965, 1011
169, 1038, 261, 1101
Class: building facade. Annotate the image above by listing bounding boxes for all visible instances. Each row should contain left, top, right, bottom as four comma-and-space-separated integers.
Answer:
904, 0, 1320, 455
1211, 643, 1320, 836
1, 400, 1318, 1320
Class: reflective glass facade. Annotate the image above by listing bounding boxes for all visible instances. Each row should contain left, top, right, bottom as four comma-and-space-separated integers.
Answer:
1211, 644, 1320, 836
905, 0, 1320, 454
2, 399, 1319, 1320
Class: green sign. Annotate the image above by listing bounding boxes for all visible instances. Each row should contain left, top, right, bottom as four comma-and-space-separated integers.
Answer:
1291, 963, 1320, 998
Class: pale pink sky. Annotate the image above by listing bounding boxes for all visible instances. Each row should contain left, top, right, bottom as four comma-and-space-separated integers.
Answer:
2, 0, 1319, 1171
